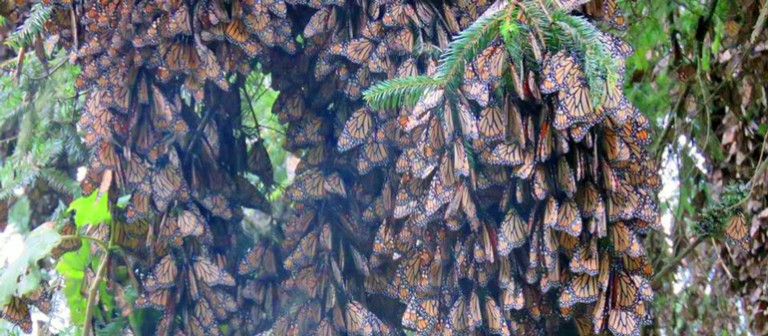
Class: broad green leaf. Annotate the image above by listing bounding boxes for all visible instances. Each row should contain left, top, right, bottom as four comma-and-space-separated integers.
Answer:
56, 242, 91, 326
0, 225, 61, 306
67, 190, 112, 228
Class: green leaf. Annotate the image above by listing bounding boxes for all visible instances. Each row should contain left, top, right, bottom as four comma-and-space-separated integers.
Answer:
8, 196, 31, 233
56, 242, 91, 326
67, 191, 112, 228
116, 194, 132, 209
0, 225, 61, 306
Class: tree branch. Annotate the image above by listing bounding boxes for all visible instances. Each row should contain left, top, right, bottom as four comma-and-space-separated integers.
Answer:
652, 234, 707, 287
80, 225, 115, 336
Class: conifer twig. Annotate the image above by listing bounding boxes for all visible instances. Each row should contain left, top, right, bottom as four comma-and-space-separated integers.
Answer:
652, 235, 707, 286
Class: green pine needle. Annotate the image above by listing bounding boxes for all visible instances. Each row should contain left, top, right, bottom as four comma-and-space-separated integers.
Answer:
6, 4, 52, 49
436, 4, 506, 89
364, 76, 443, 111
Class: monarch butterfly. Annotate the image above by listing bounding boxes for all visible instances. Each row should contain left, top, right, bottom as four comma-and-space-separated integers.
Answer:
605, 96, 636, 126
336, 71, 359, 98
617, 112, 652, 146
338, 108, 374, 152
724, 213, 750, 250
193, 257, 236, 287
540, 51, 569, 93
452, 141, 470, 178
479, 105, 506, 141
553, 0, 591, 10
127, 192, 152, 223
484, 297, 510, 335
290, 265, 324, 298
387, 28, 415, 55
591, 286, 608, 333
193, 299, 219, 332
358, 140, 391, 174
397, 57, 419, 78
167, 4, 192, 36
176, 207, 204, 238
149, 85, 185, 136
541, 235, 560, 285
262, 0, 287, 17
462, 68, 491, 107
283, 230, 318, 272
556, 199, 583, 237
411, 89, 444, 123
196, 192, 234, 220
566, 273, 600, 307
424, 171, 456, 216
287, 169, 326, 201
397, 249, 432, 299
497, 208, 527, 256
402, 297, 439, 333
368, 43, 390, 74
348, 246, 370, 276
239, 242, 278, 278
340, 38, 378, 64
80, 96, 111, 145
201, 285, 238, 320
610, 221, 644, 257
124, 155, 151, 193
556, 83, 594, 131
541, 196, 560, 228
1, 296, 32, 333
135, 288, 172, 311
193, 43, 230, 90
448, 296, 471, 332
322, 172, 347, 198
607, 309, 640, 336
304, 6, 337, 38
200, 19, 226, 41
476, 40, 506, 82
157, 40, 197, 75
473, 225, 495, 264
575, 181, 599, 217
313, 318, 341, 336
609, 271, 641, 310
501, 279, 525, 311
556, 157, 577, 197
144, 254, 178, 291
603, 128, 630, 163
91, 141, 119, 174
531, 164, 552, 200
345, 300, 392, 336
151, 162, 185, 213
634, 196, 660, 227
467, 290, 483, 330
394, 176, 422, 219
601, 0, 627, 30
570, 240, 599, 276
512, 149, 535, 179
383, 2, 416, 27
361, 20, 386, 41
365, 266, 397, 298
53, 220, 82, 257
608, 182, 640, 222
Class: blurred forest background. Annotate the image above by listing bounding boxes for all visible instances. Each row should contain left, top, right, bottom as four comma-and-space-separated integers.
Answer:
0, 0, 767, 335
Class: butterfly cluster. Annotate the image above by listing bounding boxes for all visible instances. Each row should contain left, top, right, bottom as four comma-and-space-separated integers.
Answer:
5, 0, 285, 333
1, 0, 660, 335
